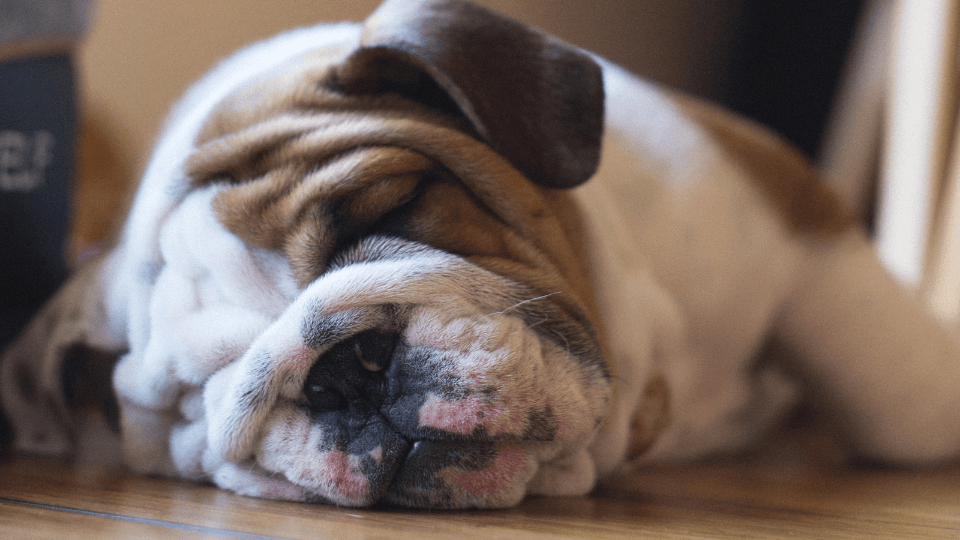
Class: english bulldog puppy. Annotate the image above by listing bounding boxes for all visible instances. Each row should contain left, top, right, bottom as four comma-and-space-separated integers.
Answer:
4, 0, 960, 509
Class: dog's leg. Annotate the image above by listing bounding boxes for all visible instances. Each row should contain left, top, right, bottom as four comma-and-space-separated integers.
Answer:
778, 230, 960, 464
0, 255, 126, 462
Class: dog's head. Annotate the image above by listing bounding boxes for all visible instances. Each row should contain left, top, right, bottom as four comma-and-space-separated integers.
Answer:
177, 0, 619, 508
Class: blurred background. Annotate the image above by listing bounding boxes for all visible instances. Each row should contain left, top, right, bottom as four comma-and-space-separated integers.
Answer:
75, 0, 861, 175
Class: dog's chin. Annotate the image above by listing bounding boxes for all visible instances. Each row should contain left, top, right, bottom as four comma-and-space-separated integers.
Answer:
201, 294, 608, 508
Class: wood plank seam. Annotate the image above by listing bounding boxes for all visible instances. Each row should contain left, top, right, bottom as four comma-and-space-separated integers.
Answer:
0, 497, 291, 540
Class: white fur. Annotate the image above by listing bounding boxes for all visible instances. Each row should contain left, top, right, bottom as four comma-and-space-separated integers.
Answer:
585, 61, 960, 472
104, 23, 362, 374
583, 63, 807, 471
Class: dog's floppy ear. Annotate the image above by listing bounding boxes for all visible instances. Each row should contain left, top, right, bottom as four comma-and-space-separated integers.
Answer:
330, 0, 604, 189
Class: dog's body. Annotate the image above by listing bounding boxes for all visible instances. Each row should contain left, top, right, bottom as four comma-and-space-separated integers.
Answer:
4, 0, 960, 509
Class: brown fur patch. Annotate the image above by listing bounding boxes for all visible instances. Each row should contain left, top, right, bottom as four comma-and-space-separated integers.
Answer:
674, 94, 855, 236
209, 147, 432, 283
186, 46, 473, 286
354, 0, 604, 188
184, 46, 608, 371
626, 374, 671, 459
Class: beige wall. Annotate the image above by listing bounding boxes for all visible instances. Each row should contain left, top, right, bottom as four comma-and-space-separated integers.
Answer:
77, 0, 743, 172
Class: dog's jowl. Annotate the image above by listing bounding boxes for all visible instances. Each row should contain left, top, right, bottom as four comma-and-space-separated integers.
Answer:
4, 0, 960, 509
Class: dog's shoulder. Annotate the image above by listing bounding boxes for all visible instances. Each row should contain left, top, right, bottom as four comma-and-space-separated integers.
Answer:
670, 93, 854, 235
596, 61, 854, 236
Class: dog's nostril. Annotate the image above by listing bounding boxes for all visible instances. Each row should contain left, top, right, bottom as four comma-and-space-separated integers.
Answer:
355, 342, 381, 372
305, 384, 347, 412
351, 330, 397, 372
303, 329, 398, 412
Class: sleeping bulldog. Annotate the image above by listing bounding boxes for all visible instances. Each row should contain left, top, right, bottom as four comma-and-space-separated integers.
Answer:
4, 0, 960, 509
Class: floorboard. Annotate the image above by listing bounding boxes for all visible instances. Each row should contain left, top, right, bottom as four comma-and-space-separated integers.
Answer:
3, 453, 960, 539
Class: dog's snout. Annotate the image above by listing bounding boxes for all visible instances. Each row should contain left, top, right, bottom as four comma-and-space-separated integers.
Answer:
287, 313, 571, 506
303, 330, 398, 413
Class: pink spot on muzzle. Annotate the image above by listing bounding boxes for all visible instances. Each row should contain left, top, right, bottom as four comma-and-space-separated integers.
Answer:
418, 395, 490, 435
452, 449, 528, 498
319, 450, 369, 502
418, 393, 540, 438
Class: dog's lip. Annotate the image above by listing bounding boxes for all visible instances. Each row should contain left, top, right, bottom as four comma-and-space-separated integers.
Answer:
278, 405, 536, 505
378, 435, 538, 508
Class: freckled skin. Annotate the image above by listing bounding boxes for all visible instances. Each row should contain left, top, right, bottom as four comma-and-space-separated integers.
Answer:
321, 450, 369, 502
419, 395, 489, 435
453, 448, 527, 498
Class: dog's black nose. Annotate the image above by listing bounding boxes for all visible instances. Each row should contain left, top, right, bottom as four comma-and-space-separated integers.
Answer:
304, 330, 398, 413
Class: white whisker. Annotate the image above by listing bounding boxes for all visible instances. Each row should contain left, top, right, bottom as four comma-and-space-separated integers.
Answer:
490, 291, 562, 315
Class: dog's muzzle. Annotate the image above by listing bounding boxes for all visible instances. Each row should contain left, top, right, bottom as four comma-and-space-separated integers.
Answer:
196, 241, 607, 508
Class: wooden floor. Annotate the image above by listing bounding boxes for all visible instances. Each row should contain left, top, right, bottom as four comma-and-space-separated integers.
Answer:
4, 449, 960, 539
